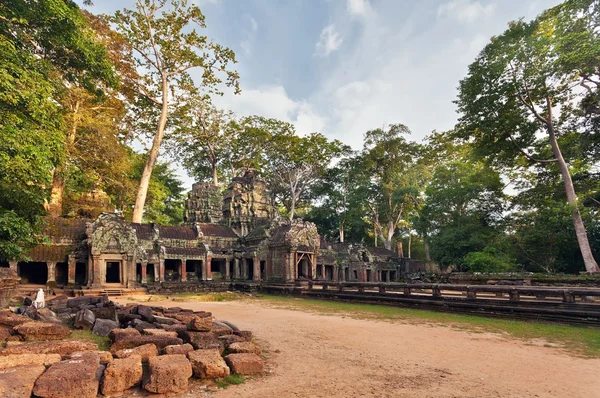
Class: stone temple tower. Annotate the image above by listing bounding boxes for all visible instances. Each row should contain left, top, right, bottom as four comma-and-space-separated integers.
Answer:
183, 171, 276, 237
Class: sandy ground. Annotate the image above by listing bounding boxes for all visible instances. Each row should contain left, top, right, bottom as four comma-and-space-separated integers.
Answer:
116, 298, 600, 398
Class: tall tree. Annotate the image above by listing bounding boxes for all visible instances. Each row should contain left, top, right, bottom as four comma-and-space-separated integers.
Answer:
111, 0, 240, 223
264, 129, 348, 221
0, 0, 115, 260
359, 124, 425, 250
456, 0, 600, 272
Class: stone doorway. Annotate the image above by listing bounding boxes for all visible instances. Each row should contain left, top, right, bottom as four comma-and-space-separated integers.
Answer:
246, 259, 254, 280
18, 262, 47, 285
164, 259, 180, 281
105, 261, 121, 283
146, 263, 155, 282
56, 262, 68, 285
75, 262, 86, 285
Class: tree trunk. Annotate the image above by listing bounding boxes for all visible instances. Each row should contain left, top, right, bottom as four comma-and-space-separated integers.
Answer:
397, 241, 404, 257
288, 194, 295, 221
546, 97, 599, 273
408, 233, 412, 259
339, 222, 344, 243
48, 100, 80, 218
212, 162, 219, 186
424, 238, 431, 262
132, 78, 169, 223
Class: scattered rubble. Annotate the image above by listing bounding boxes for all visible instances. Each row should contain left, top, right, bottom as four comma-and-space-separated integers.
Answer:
0, 295, 265, 397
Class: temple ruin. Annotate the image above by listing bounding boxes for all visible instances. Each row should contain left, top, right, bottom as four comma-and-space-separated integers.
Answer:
5, 172, 413, 288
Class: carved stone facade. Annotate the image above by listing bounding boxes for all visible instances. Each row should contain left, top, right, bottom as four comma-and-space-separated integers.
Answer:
14, 173, 403, 287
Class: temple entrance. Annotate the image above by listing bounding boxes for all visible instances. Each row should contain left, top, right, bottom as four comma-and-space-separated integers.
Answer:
316, 264, 323, 279
260, 260, 266, 280
56, 262, 68, 285
353, 270, 358, 280
246, 259, 254, 280
105, 261, 121, 283
164, 259, 179, 281
186, 260, 202, 280
229, 260, 235, 279
366, 269, 372, 282
211, 259, 226, 279
18, 262, 47, 284
146, 263, 155, 282
75, 262, 86, 285
390, 271, 396, 281
324, 265, 334, 281
381, 271, 388, 282
344, 267, 349, 281
295, 252, 314, 280
136, 263, 142, 283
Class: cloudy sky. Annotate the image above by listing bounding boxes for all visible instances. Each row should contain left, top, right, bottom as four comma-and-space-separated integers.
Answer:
80, 0, 562, 188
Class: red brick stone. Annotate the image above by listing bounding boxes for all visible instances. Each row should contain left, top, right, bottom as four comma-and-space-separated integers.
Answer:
113, 343, 158, 362
163, 343, 194, 355
0, 340, 98, 358
228, 341, 261, 355
33, 352, 101, 398
144, 354, 192, 394
101, 354, 143, 395
14, 321, 70, 341
224, 353, 264, 375
108, 327, 140, 342
188, 349, 230, 379
0, 364, 45, 398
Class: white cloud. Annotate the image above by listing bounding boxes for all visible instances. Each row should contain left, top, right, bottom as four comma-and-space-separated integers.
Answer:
315, 24, 343, 57
240, 15, 258, 57
437, 0, 496, 23
347, 0, 371, 16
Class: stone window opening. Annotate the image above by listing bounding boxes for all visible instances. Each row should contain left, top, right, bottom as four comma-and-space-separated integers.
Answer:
146, 263, 156, 283
55, 262, 68, 285
164, 260, 180, 281
18, 262, 48, 285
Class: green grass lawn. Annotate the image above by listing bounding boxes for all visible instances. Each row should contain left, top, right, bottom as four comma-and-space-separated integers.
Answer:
254, 294, 600, 358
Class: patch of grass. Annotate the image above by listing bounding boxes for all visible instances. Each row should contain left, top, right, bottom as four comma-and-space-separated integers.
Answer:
215, 374, 245, 389
69, 329, 111, 351
255, 294, 600, 358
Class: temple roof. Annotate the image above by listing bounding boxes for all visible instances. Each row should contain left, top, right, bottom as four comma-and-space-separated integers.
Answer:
28, 245, 71, 262
131, 223, 154, 241
42, 217, 88, 241
196, 223, 238, 239
159, 226, 197, 240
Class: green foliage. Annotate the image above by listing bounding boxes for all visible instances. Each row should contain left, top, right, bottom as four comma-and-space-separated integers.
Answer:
463, 247, 518, 273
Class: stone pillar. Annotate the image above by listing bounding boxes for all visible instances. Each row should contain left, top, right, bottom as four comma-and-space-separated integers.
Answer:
225, 259, 230, 279
141, 261, 147, 284
46, 261, 56, 285
205, 256, 212, 281
159, 259, 165, 282
67, 255, 76, 285
181, 260, 187, 281
253, 257, 260, 281
153, 263, 159, 283
233, 258, 240, 279
8, 261, 17, 273
362, 268, 367, 282
333, 265, 339, 281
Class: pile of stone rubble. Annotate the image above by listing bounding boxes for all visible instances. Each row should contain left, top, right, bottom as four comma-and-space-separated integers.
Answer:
0, 295, 264, 397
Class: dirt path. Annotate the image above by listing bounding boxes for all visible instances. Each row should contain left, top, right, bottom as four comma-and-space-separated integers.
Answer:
118, 299, 600, 398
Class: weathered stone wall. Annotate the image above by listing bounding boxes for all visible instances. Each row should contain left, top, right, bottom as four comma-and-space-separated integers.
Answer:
184, 183, 223, 224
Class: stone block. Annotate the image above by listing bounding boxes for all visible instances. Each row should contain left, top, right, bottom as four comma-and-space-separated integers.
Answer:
136, 305, 155, 322
109, 327, 140, 342
154, 315, 177, 325
101, 354, 143, 395
0, 311, 30, 327
117, 313, 141, 323
144, 354, 192, 394
0, 353, 61, 369
34, 308, 62, 324
67, 296, 101, 309
33, 352, 101, 398
0, 364, 45, 398
212, 320, 233, 336
113, 343, 158, 362
179, 330, 223, 351
228, 341, 261, 355
173, 313, 195, 323
188, 349, 230, 379
0, 326, 12, 341
0, 340, 98, 358
69, 351, 113, 365
132, 318, 156, 332
162, 323, 187, 333
235, 330, 253, 342
14, 321, 70, 341
219, 334, 246, 347
187, 314, 212, 332
224, 353, 264, 375
109, 335, 183, 353
163, 343, 194, 355
90, 306, 117, 321
92, 318, 118, 337
144, 328, 178, 338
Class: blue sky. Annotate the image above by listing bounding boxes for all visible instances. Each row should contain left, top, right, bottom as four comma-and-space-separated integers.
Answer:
80, 0, 562, 188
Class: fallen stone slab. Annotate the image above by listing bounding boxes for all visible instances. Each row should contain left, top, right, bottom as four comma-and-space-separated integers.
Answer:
162, 323, 187, 333
212, 320, 233, 336
101, 354, 143, 395
117, 313, 142, 323
144, 328, 178, 338
228, 341, 261, 355
136, 305, 155, 322
109, 327, 140, 342
67, 296, 101, 309
219, 334, 246, 348
172, 313, 195, 323
154, 315, 177, 325
74, 309, 95, 330
113, 343, 158, 362
90, 306, 117, 320
187, 313, 212, 332
163, 343, 194, 355
234, 330, 253, 342
132, 318, 156, 332
0, 364, 46, 398
33, 351, 101, 398
179, 331, 223, 351
34, 308, 62, 324
224, 353, 264, 375
0, 340, 98, 358
144, 354, 192, 394
14, 321, 70, 341
92, 318, 118, 337
69, 351, 113, 365
0, 353, 61, 369
0, 326, 12, 342
109, 335, 183, 353
188, 349, 230, 379
0, 312, 30, 327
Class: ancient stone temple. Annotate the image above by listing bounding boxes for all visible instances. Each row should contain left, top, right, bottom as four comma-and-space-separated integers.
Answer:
8, 172, 404, 288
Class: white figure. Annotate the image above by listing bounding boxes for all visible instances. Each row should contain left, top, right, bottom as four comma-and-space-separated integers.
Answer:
33, 288, 45, 309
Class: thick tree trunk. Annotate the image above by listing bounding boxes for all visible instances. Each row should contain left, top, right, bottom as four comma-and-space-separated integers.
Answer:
212, 162, 219, 186
397, 241, 404, 257
339, 222, 344, 243
132, 78, 169, 223
424, 238, 431, 262
48, 100, 79, 218
408, 233, 412, 259
546, 98, 599, 273
288, 195, 295, 221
